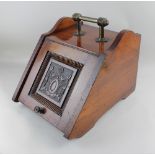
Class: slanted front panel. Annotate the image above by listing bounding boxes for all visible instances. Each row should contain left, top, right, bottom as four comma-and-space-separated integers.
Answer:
19, 39, 101, 133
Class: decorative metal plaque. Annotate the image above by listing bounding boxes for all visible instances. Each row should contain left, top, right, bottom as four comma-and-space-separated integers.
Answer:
36, 59, 77, 107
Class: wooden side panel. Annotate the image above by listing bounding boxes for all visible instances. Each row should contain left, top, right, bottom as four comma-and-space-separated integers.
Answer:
68, 31, 141, 139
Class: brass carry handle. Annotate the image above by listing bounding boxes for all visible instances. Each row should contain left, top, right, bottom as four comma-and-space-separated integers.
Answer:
72, 13, 109, 42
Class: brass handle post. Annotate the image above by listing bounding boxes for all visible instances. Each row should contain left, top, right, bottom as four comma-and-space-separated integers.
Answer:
72, 13, 85, 36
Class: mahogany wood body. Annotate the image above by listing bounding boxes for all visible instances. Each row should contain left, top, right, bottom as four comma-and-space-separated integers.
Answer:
13, 17, 141, 139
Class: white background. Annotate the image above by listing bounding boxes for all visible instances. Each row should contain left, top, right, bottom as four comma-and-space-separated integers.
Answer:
0, 1, 155, 153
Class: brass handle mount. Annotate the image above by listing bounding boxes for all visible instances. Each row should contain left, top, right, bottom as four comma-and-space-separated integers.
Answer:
72, 13, 109, 42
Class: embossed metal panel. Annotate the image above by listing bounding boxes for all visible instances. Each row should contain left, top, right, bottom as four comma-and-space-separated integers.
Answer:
36, 59, 77, 107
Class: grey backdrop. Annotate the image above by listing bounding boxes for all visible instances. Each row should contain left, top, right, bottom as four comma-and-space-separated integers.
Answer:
0, 1, 155, 153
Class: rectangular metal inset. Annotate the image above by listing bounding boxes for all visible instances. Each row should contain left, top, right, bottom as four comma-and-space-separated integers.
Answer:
36, 59, 77, 107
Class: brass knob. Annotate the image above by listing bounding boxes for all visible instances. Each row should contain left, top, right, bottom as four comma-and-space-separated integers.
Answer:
34, 106, 46, 114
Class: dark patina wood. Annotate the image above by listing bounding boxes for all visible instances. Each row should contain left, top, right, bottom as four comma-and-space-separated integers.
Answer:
12, 17, 141, 139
